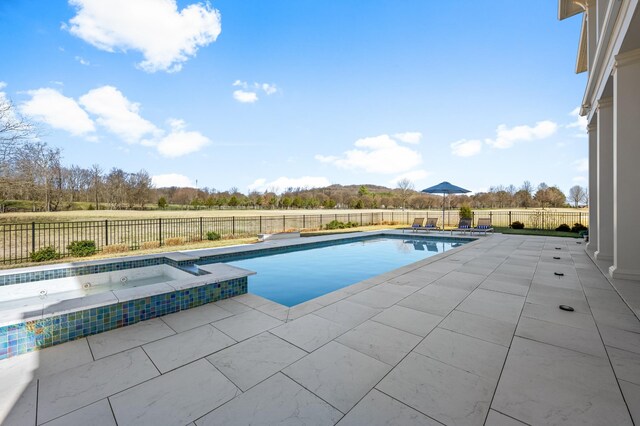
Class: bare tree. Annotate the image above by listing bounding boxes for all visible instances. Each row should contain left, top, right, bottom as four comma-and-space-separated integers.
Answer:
396, 178, 414, 210
568, 185, 587, 207
90, 164, 103, 210
521, 180, 534, 197
0, 97, 36, 164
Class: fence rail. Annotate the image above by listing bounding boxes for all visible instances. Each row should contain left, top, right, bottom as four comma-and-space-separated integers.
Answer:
0, 210, 589, 265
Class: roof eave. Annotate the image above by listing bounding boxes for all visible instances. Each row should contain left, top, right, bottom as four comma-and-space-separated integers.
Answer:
558, 0, 586, 20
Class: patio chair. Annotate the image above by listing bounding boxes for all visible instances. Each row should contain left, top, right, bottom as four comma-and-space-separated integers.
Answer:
450, 218, 473, 235
472, 218, 494, 235
422, 217, 441, 232
404, 217, 425, 233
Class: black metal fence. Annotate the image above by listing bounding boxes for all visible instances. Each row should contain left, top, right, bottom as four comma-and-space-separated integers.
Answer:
0, 210, 589, 265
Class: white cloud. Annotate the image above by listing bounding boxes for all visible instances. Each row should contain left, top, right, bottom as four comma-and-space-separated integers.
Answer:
573, 157, 588, 172
21, 88, 96, 138
21, 84, 210, 157
155, 119, 210, 158
567, 106, 588, 129
261, 83, 277, 95
232, 81, 278, 103
389, 170, 431, 186
65, 0, 221, 73
316, 134, 422, 174
451, 139, 482, 157
152, 173, 194, 187
75, 56, 90, 66
572, 176, 587, 183
393, 132, 422, 144
79, 85, 160, 143
233, 90, 258, 104
485, 120, 558, 149
248, 176, 331, 193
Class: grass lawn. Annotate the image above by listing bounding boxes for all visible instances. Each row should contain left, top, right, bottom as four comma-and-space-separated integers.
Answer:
494, 227, 583, 238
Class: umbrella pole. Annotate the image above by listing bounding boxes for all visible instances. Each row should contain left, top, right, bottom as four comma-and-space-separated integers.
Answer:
442, 194, 445, 231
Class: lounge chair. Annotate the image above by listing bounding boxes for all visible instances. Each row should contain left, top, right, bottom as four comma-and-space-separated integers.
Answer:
450, 218, 473, 235
422, 217, 441, 232
472, 218, 494, 235
404, 217, 425, 233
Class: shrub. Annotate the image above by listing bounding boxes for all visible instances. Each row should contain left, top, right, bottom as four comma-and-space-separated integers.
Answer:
571, 223, 588, 233
102, 244, 129, 254
165, 237, 184, 246
325, 220, 359, 230
67, 240, 96, 257
459, 205, 473, 220
555, 224, 571, 232
87, 204, 95, 210
511, 221, 525, 229
141, 241, 160, 250
157, 197, 167, 209
30, 246, 61, 262
206, 231, 221, 241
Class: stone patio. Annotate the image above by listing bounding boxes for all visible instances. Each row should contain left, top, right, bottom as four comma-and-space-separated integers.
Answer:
1, 233, 639, 425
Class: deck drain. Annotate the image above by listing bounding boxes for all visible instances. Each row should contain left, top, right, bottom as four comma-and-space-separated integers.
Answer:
555, 247, 562, 250
559, 305, 574, 312
553, 256, 561, 260
83, 282, 92, 289
120, 276, 129, 284
554, 272, 564, 276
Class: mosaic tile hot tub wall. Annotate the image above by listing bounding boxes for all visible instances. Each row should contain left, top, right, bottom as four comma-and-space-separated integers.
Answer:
0, 277, 247, 360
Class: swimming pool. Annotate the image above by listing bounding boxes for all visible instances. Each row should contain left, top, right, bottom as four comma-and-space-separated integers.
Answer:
219, 235, 467, 306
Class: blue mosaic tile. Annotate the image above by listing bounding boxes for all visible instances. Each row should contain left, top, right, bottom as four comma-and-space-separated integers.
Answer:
0, 276, 247, 360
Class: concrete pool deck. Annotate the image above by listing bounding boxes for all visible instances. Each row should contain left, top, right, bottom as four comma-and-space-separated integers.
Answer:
1, 232, 639, 425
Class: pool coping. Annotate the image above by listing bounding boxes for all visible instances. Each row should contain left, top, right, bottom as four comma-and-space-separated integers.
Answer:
195, 230, 484, 319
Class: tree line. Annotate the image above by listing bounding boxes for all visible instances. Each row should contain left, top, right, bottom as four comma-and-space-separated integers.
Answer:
1, 96, 587, 213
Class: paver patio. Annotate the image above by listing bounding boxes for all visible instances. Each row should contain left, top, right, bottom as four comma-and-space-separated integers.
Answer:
1, 232, 639, 425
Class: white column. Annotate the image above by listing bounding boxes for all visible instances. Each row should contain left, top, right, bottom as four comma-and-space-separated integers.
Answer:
595, 97, 613, 262
586, 120, 598, 253
610, 49, 640, 281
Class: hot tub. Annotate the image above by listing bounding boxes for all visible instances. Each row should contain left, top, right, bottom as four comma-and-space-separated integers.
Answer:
0, 257, 252, 360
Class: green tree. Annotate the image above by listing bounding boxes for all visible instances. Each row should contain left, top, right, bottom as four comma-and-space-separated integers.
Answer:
228, 195, 239, 207
281, 197, 292, 208
157, 197, 167, 209
358, 185, 369, 197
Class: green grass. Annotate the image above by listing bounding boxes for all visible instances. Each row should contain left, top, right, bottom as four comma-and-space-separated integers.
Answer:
495, 227, 582, 238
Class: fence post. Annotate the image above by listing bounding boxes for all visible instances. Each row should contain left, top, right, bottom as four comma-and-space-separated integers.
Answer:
303, 214, 306, 229
579, 212, 582, 225
31, 222, 35, 253
232, 217, 235, 235
283, 215, 286, 232
490, 211, 493, 226
159, 218, 163, 245
508, 211, 512, 226
200, 217, 203, 240
360, 213, 363, 225
105, 220, 109, 246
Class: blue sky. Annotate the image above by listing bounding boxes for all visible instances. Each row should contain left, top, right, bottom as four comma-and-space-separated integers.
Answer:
0, 0, 587, 194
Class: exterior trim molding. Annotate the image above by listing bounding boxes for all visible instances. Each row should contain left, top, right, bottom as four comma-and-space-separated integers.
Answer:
615, 48, 640, 67
587, 122, 597, 132
596, 96, 613, 109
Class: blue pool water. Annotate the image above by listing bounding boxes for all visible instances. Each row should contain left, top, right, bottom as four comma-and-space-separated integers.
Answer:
221, 235, 467, 306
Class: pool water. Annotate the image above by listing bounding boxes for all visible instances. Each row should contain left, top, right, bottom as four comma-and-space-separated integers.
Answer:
226, 236, 466, 306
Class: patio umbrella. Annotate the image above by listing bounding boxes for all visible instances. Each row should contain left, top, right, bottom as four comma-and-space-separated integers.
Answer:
421, 181, 471, 229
